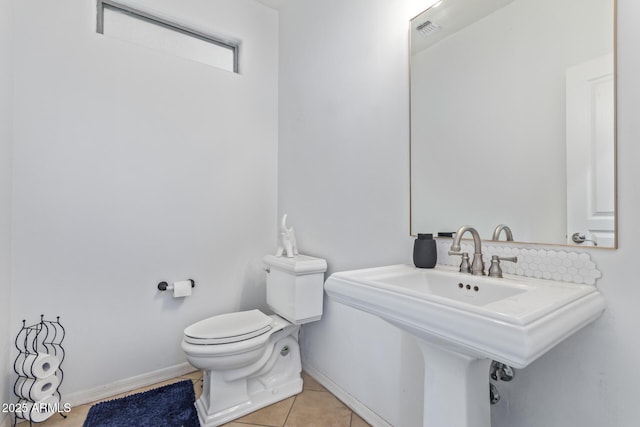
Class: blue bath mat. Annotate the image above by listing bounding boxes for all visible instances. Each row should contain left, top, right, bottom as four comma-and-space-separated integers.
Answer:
83, 379, 199, 427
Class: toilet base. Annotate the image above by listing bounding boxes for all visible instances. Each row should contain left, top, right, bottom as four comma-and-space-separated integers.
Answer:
193, 331, 303, 427
195, 376, 302, 427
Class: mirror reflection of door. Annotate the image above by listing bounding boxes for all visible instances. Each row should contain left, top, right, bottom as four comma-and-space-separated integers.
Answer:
409, 0, 616, 247
566, 53, 615, 247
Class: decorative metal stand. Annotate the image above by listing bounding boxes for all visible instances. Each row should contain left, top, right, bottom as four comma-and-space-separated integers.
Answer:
12, 316, 66, 426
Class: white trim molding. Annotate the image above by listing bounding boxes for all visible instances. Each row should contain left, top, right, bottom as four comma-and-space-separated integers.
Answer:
63, 362, 195, 407
302, 363, 393, 427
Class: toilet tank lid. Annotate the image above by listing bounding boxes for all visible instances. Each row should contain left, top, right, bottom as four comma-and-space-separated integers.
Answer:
263, 254, 327, 274
184, 309, 273, 340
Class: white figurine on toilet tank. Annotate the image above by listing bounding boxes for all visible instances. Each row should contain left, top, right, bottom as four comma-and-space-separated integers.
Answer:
275, 214, 298, 258
182, 216, 326, 427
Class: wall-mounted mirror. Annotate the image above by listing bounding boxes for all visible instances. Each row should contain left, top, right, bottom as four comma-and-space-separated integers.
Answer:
410, 0, 616, 248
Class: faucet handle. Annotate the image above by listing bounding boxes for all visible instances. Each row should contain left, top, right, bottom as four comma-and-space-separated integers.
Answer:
449, 251, 471, 274
488, 255, 518, 278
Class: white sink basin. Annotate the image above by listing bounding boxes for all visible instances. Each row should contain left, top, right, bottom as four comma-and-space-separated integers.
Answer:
325, 264, 605, 427
362, 266, 528, 306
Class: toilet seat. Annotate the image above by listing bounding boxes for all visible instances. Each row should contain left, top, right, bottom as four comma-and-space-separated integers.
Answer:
184, 309, 273, 345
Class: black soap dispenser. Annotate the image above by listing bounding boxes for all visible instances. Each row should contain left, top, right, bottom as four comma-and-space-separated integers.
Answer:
413, 233, 437, 268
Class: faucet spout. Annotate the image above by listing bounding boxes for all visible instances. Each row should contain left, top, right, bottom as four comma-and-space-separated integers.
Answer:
450, 225, 485, 275
492, 224, 514, 241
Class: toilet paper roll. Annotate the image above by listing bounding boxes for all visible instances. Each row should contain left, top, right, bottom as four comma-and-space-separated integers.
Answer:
15, 353, 60, 379
15, 374, 61, 401
173, 280, 192, 297
15, 395, 59, 423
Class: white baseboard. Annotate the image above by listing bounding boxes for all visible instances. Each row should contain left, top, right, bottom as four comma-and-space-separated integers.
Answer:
63, 362, 196, 407
302, 363, 392, 427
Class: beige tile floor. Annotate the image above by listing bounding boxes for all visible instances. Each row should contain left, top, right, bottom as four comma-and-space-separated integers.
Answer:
31, 371, 371, 427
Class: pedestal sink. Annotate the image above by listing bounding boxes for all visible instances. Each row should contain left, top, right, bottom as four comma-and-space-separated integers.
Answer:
324, 264, 605, 427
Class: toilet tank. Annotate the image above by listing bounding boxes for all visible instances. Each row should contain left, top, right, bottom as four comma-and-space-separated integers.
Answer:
263, 254, 327, 325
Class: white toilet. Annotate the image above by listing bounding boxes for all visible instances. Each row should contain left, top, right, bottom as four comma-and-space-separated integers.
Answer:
182, 254, 327, 427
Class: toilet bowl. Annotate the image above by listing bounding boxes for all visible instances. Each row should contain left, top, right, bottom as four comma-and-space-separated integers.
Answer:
182, 254, 327, 427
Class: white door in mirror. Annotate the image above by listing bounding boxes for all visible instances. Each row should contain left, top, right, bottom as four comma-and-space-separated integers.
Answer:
566, 53, 615, 247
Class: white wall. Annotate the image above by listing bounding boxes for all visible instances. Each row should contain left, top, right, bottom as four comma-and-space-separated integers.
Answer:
278, 0, 411, 270
279, 0, 640, 426
10, 0, 278, 395
278, 0, 420, 425
0, 0, 12, 422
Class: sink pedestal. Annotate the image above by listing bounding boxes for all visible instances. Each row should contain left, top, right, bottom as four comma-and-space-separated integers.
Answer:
417, 341, 492, 427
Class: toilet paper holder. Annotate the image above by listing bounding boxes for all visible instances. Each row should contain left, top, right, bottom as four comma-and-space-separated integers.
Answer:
157, 279, 196, 291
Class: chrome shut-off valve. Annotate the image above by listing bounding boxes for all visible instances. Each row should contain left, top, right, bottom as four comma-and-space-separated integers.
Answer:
489, 383, 501, 405
490, 361, 515, 382
489, 361, 514, 405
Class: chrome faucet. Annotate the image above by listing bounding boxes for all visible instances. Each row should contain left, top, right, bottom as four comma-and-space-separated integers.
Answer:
449, 225, 485, 275
492, 224, 514, 241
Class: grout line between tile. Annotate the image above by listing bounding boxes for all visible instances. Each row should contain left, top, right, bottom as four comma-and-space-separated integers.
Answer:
281, 394, 297, 427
